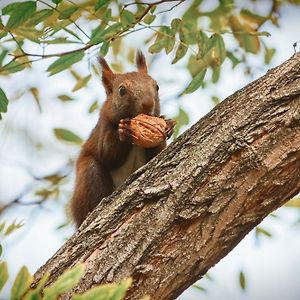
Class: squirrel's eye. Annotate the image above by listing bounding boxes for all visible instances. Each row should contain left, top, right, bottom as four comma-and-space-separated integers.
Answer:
156, 84, 159, 91
119, 85, 127, 96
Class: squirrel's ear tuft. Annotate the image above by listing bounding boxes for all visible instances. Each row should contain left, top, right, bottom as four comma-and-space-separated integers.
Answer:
136, 50, 148, 73
98, 56, 115, 94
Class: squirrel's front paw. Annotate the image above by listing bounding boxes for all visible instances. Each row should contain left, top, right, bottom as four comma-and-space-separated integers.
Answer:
118, 119, 134, 143
165, 119, 176, 139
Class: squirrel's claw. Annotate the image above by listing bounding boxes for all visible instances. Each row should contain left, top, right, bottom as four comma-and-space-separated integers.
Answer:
119, 119, 134, 143
165, 119, 176, 139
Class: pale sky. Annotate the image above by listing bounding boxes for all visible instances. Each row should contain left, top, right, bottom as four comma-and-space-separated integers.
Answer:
0, 1, 300, 300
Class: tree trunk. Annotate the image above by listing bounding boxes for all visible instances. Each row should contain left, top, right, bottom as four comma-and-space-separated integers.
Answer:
32, 53, 300, 300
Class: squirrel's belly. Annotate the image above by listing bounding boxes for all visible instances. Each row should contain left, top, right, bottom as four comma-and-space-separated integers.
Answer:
110, 145, 147, 188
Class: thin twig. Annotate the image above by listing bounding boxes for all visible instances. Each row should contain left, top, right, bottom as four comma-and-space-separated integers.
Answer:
36, 0, 90, 41
124, 0, 182, 8
156, 0, 185, 15
8, 31, 25, 54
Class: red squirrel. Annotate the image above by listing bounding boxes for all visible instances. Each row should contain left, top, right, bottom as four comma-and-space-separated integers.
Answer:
70, 51, 173, 227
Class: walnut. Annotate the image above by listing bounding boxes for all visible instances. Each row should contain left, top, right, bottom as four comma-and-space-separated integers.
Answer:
130, 114, 169, 148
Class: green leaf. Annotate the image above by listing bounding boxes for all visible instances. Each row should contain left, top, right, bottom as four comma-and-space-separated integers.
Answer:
240, 9, 268, 27
121, 10, 135, 27
187, 55, 202, 77
4, 220, 23, 236
179, 22, 198, 45
111, 37, 123, 56
42, 37, 80, 44
0, 31, 7, 40
143, 14, 156, 25
4, 1, 36, 29
211, 95, 220, 106
72, 278, 132, 300
229, 15, 260, 54
109, 278, 132, 300
24, 272, 50, 300
44, 264, 85, 300
0, 60, 26, 74
58, 94, 74, 102
212, 66, 220, 83
226, 51, 241, 69
213, 34, 226, 66
2, 3, 20, 14
43, 173, 66, 185
88, 100, 99, 113
54, 128, 83, 145
0, 261, 8, 292
173, 107, 189, 138
165, 37, 175, 54
172, 43, 188, 64
72, 75, 92, 92
171, 18, 182, 33
59, 7, 79, 20
11, 266, 33, 300
200, 34, 226, 69
0, 221, 6, 233
95, 0, 110, 11
51, 0, 62, 4
239, 271, 246, 291
149, 26, 175, 54
62, 24, 82, 41
192, 284, 206, 292
47, 51, 84, 76
100, 41, 110, 56
182, 0, 201, 21
197, 30, 209, 56
187, 34, 226, 77
148, 26, 175, 54
102, 8, 112, 22
0, 88, 9, 118
0, 244, 2, 257
255, 226, 272, 238
29, 87, 42, 113
26, 9, 53, 26
264, 47, 276, 64
148, 39, 167, 54
184, 69, 206, 94
220, 0, 234, 10
103, 23, 123, 39
205, 272, 213, 281
90, 26, 106, 44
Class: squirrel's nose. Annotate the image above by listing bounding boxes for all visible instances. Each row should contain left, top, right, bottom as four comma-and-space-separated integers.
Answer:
141, 99, 154, 114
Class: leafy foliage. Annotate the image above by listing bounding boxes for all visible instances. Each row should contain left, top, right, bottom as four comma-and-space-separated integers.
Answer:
43, 264, 85, 300
0, 88, 8, 119
54, 128, 83, 145
11, 266, 32, 300
0, 219, 24, 236
47, 51, 85, 75
0, 262, 142, 300
0, 0, 291, 115
255, 226, 273, 239
239, 270, 246, 291
72, 278, 132, 300
0, 262, 8, 293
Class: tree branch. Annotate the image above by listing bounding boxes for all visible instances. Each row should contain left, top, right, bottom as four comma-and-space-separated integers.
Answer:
32, 52, 300, 299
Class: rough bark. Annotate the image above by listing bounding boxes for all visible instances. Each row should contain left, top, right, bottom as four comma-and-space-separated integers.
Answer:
33, 53, 300, 300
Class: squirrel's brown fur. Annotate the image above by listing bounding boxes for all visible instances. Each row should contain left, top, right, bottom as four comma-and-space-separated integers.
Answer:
70, 51, 166, 227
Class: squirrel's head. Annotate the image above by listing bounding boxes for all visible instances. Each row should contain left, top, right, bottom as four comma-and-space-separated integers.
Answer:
99, 51, 160, 120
